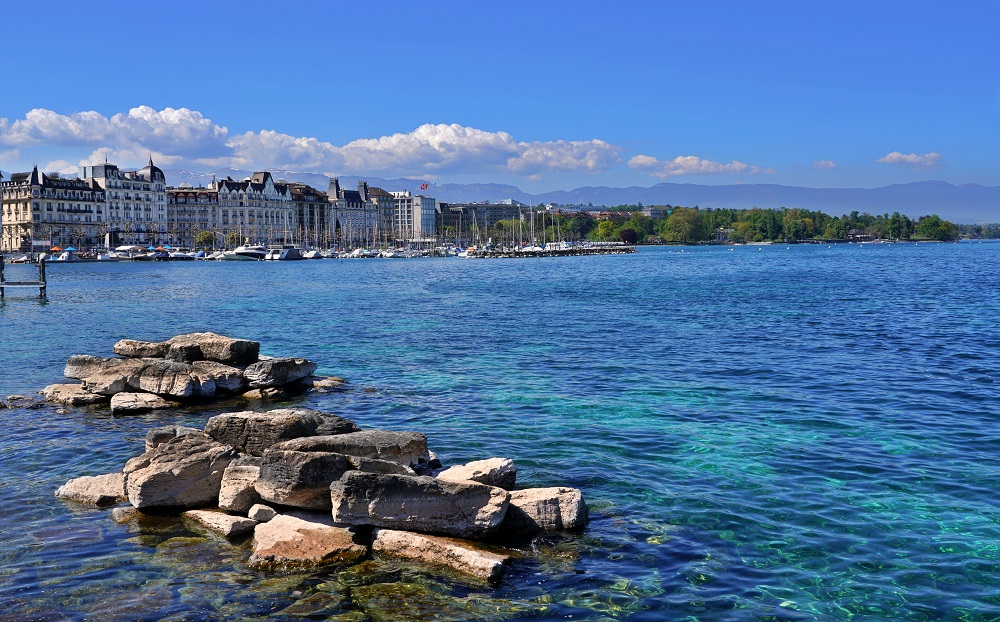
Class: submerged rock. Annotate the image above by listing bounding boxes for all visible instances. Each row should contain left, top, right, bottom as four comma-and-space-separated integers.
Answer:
3, 394, 45, 409
373, 528, 512, 583
123, 432, 236, 510
248, 514, 368, 569
329, 472, 510, 539
55, 472, 126, 506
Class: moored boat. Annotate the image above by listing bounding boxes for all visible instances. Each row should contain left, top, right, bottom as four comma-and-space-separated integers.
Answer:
264, 245, 305, 260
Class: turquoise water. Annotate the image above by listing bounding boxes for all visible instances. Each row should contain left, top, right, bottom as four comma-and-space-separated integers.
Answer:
1, 243, 998, 621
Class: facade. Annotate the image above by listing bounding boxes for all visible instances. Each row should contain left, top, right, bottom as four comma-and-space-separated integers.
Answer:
211, 172, 294, 245
1, 167, 106, 252
391, 190, 437, 242
81, 159, 167, 247
288, 183, 331, 249
166, 184, 220, 248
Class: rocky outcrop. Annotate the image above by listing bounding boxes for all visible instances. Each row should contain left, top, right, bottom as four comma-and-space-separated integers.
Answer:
3, 394, 45, 409
123, 432, 236, 510
145, 425, 202, 452
182, 509, 257, 539
218, 456, 263, 513
40, 383, 109, 406
54, 473, 126, 506
500, 487, 588, 534
113, 339, 169, 359
256, 450, 355, 509
436, 458, 517, 490
110, 392, 179, 415
330, 472, 510, 539
115, 333, 259, 366
191, 360, 246, 394
248, 514, 368, 569
372, 528, 513, 583
274, 431, 428, 468
203, 409, 358, 456
244, 358, 317, 388
136, 360, 208, 398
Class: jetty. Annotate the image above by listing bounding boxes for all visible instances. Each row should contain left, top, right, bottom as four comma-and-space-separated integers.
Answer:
468, 242, 636, 259
0, 255, 46, 298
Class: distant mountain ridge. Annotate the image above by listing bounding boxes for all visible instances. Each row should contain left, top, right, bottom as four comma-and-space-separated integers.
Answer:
52, 167, 1000, 224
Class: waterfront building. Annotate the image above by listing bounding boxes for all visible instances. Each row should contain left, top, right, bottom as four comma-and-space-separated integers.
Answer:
166, 184, 220, 248
210, 172, 294, 245
328, 178, 377, 248
81, 158, 167, 247
1, 166, 106, 253
288, 183, 331, 249
366, 185, 397, 244
391, 190, 437, 243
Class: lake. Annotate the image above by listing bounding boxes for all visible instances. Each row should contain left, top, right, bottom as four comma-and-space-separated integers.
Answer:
1, 242, 998, 621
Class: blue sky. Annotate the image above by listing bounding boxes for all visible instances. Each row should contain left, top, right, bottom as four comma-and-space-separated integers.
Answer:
1, 0, 997, 192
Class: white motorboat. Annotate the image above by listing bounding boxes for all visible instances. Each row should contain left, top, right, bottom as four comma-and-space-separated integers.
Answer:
264, 245, 305, 260
222, 245, 267, 261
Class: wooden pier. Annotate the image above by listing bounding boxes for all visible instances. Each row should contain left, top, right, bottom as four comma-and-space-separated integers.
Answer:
467, 244, 636, 259
0, 256, 47, 299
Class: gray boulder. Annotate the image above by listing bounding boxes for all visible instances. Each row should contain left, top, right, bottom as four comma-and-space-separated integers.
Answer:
249, 504, 278, 522
244, 357, 317, 388
113, 339, 169, 359
136, 360, 210, 398
218, 456, 263, 513
110, 392, 179, 415
203, 409, 358, 457
191, 360, 246, 394
166, 332, 260, 366
55, 473, 126, 506
4, 394, 45, 409
40, 383, 109, 406
64, 354, 109, 380
182, 510, 257, 539
329, 472, 510, 539
145, 425, 203, 452
72, 358, 149, 396
500, 487, 588, 534
255, 450, 354, 509
273, 430, 428, 468
123, 432, 236, 510
248, 514, 368, 569
436, 458, 517, 490
372, 528, 513, 583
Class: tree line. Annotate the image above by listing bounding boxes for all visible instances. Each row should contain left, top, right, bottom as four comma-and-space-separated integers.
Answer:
509, 205, 962, 244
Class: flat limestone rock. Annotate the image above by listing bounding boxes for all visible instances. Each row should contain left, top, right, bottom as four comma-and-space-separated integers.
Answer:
110, 392, 179, 415
183, 509, 257, 539
136, 360, 208, 398
273, 430, 428, 468
255, 449, 354, 510
64, 354, 109, 380
73, 357, 150, 395
218, 456, 263, 513
4, 394, 44, 409
500, 487, 589, 534
204, 409, 358, 457
55, 473, 126, 506
329, 472, 510, 539
299, 376, 348, 392
145, 425, 202, 452
113, 339, 169, 359
243, 357, 317, 388
191, 360, 246, 394
248, 514, 368, 570
436, 458, 517, 490
165, 332, 260, 366
249, 504, 278, 522
372, 528, 512, 583
40, 383, 109, 406
123, 432, 236, 510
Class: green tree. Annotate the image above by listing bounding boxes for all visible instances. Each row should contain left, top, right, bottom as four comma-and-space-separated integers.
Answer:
194, 230, 214, 249
915, 215, 958, 241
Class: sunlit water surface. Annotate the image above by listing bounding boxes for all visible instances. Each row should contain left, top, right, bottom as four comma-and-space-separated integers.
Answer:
1, 242, 998, 621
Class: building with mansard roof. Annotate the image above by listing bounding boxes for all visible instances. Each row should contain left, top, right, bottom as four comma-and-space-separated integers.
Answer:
210, 172, 294, 245
328, 178, 392, 248
80, 158, 167, 247
1, 166, 106, 253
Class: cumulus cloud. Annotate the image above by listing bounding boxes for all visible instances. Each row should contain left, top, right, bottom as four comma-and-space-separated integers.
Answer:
44, 160, 79, 175
876, 151, 941, 168
0, 109, 624, 178
813, 160, 838, 169
628, 154, 775, 177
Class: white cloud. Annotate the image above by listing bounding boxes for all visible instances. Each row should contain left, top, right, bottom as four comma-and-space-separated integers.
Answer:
43, 160, 79, 175
876, 151, 941, 168
628, 154, 775, 177
813, 160, 838, 170
0, 108, 623, 178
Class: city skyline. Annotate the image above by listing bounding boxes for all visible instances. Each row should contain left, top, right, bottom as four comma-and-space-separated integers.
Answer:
1, 1, 997, 193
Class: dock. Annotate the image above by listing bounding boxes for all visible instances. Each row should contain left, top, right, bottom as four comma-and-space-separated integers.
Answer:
0, 256, 47, 299
467, 243, 636, 259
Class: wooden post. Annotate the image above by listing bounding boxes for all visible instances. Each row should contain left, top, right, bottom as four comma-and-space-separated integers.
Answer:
1, 254, 5, 299
38, 257, 46, 299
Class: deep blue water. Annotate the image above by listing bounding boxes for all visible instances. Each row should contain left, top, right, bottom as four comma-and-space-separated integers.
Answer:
1, 243, 998, 621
